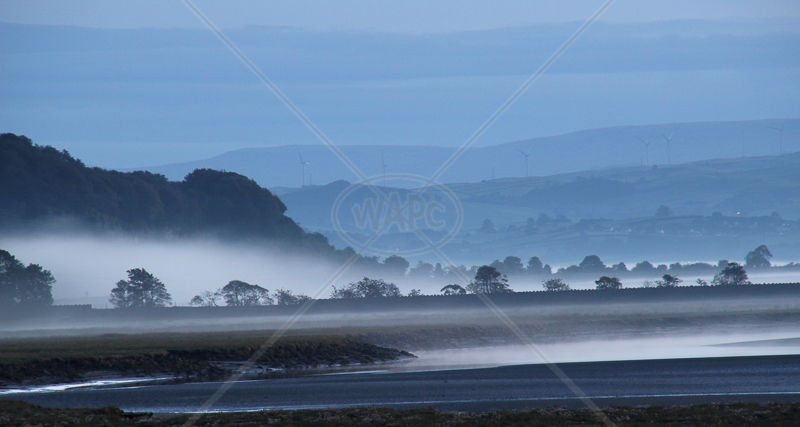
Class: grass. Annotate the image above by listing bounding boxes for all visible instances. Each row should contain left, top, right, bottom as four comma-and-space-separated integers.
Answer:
1, 399, 799, 426
0, 332, 411, 384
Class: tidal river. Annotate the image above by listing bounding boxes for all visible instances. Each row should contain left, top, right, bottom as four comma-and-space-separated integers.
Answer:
5, 354, 800, 413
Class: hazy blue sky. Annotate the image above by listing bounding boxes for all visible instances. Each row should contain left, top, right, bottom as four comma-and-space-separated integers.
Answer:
1, 1, 799, 168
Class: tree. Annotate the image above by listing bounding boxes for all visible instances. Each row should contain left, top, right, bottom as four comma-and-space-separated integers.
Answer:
595, 276, 622, 290
712, 262, 750, 286
612, 262, 628, 272
631, 261, 656, 274
695, 278, 709, 286
440, 284, 466, 295
525, 217, 537, 235
655, 205, 672, 217
407, 289, 422, 297
220, 280, 272, 306
109, 268, 172, 308
272, 288, 310, 305
383, 255, 410, 276
502, 256, 525, 275
0, 250, 55, 306
579, 255, 606, 272
745, 245, 773, 268
466, 266, 512, 294
408, 261, 434, 279
480, 218, 495, 233
331, 277, 402, 298
190, 289, 222, 307
526, 256, 544, 274
655, 274, 682, 287
542, 278, 570, 291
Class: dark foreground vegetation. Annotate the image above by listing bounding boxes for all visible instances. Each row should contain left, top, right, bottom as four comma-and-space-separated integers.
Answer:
0, 333, 412, 385
1, 399, 799, 426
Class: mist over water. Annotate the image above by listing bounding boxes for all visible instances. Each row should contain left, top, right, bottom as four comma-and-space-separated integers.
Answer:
399, 332, 800, 373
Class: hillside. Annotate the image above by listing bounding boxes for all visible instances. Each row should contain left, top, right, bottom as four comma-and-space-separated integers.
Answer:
0, 133, 319, 248
136, 119, 799, 188
276, 152, 800, 264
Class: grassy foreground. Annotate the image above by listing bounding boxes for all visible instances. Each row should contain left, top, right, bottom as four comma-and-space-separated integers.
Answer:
0, 332, 412, 384
1, 399, 799, 426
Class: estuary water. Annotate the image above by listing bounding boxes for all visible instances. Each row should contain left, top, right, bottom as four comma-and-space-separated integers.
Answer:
5, 354, 800, 413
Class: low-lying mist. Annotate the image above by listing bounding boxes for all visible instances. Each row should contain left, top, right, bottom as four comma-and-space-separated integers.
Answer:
0, 234, 371, 306
397, 332, 800, 373
1, 232, 798, 307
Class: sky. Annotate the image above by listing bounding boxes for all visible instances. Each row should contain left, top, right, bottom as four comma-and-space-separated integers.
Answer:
1, 0, 799, 168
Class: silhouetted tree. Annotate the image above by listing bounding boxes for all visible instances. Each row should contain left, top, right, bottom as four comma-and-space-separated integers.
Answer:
220, 280, 272, 306
467, 266, 511, 294
631, 261, 656, 274
502, 256, 525, 275
745, 245, 773, 268
272, 288, 310, 305
712, 263, 750, 286
595, 276, 622, 290
440, 284, 467, 295
433, 263, 445, 279
0, 249, 54, 306
525, 217, 537, 235
655, 205, 672, 217
408, 261, 434, 279
480, 218, 495, 233
331, 277, 402, 298
612, 262, 628, 272
695, 278, 709, 286
110, 268, 172, 308
655, 274, 682, 287
536, 213, 551, 226
383, 255, 410, 276
407, 289, 422, 297
580, 255, 606, 272
190, 289, 222, 307
542, 278, 570, 291
526, 256, 544, 274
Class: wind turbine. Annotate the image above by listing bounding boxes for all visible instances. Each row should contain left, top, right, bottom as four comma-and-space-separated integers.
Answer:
767, 116, 789, 156
661, 132, 674, 164
517, 148, 531, 177
381, 151, 387, 186
635, 137, 650, 166
298, 150, 309, 187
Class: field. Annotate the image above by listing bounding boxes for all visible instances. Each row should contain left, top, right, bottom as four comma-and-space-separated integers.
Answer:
0, 332, 412, 385
1, 399, 799, 426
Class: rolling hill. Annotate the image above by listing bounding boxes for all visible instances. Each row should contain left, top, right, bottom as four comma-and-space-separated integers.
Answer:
277, 151, 800, 264
136, 118, 799, 189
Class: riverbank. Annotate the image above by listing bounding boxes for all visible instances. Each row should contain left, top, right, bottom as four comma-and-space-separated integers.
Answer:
1, 399, 798, 426
0, 332, 414, 386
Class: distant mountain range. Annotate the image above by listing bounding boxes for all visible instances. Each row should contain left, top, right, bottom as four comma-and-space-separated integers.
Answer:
136, 119, 798, 189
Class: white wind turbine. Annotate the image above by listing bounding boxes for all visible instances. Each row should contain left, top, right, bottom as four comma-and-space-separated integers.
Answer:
767, 116, 789, 156
381, 151, 387, 186
517, 148, 531, 177
661, 132, 674, 164
636, 137, 651, 166
298, 150, 309, 186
